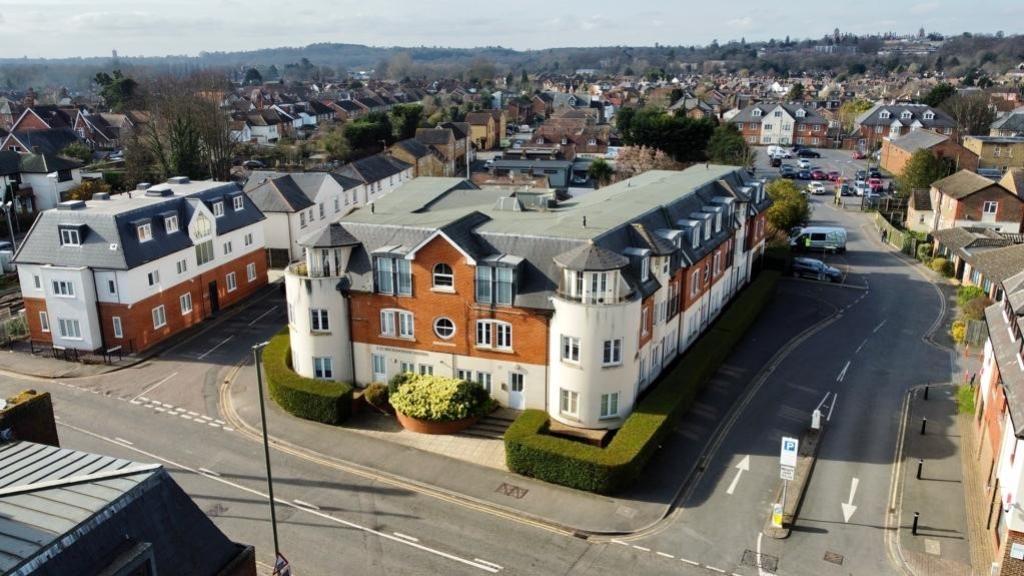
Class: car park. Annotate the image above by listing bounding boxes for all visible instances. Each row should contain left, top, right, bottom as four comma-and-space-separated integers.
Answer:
810, 169, 828, 180
770, 157, 782, 168
853, 150, 867, 160
827, 171, 842, 182
806, 182, 828, 195
780, 164, 796, 175
797, 158, 811, 169
790, 257, 843, 282
867, 177, 883, 192
839, 183, 853, 196
797, 169, 812, 180
855, 169, 868, 180
796, 149, 821, 158
868, 167, 882, 179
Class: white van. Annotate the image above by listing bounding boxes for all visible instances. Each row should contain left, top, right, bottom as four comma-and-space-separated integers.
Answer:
790, 226, 848, 253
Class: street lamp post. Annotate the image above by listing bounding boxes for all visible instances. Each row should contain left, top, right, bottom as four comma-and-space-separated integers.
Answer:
2, 202, 16, 252
252, 341, 281, 559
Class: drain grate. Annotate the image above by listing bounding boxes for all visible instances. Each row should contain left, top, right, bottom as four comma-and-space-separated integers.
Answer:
495, 482, 529, 499
823, 550, 844, 565
741, 549, 779, 572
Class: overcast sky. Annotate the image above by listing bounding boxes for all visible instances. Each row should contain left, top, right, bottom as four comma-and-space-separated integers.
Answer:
2, 0, 1021, 59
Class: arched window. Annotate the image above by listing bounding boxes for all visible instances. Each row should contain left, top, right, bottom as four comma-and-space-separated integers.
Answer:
433, 263, 454, 289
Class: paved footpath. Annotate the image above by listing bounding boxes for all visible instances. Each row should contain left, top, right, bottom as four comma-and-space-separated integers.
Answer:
896, 384, 973, 576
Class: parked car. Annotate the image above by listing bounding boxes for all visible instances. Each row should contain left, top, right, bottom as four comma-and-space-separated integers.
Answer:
797, 149, 821, 158
828, 171, 842, 182
781, 170, 797, 179
810, 169, 828, 180
242, 159, 265, 169
780, 164, 796, 175
790, 226, 848, 253
770, 157, 782, 168
868, 167, 882, 179
853, 150, 867, 160
839, 183, 853, 196
797, 158, 811, 169
797, 170, 812, 180
855, 170, 868, 180
807, 182, 828, 195
867, 177, 883, 192
791, 257, 843, 282
853, 180, 870, 196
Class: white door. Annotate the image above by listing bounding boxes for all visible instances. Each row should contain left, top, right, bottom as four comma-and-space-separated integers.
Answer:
372, 353, 387, 382
509, 372, 525, 410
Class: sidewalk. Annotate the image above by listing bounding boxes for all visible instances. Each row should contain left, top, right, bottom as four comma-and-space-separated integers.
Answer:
222, 279, 840, 534
896, 384, 973, 576
0, 281, 283, 379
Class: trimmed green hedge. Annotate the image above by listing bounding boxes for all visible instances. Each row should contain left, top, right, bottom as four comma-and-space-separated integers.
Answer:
263, 330, 353, 424
505, 271, 780, 493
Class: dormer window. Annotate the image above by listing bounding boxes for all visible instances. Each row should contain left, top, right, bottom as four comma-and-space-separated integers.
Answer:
213, 201, 225, 217
137, 222, 152, 242
59, 227, 81, 246
640, 256, 650, 282
900, 111, 912, 120
796, 109, 806, 118
879, 110, 890, 120
752, 109, 762, 117
233, 196, 244, 211
691, 224, 701, 249
164, 215, 179, 233
924, 111, 935, 120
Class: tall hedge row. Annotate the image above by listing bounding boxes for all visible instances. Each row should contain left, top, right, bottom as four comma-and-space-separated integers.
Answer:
263, 329, 353, 424
505, 271, 780, 493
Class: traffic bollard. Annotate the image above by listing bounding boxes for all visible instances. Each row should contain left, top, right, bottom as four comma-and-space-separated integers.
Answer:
912, 512, 920, 535
917, 458, 923, 480
921, 417, 927, 435
924, 385, 929, 400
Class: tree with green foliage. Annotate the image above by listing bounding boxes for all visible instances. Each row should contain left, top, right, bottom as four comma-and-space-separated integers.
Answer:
837, 99, 874, 133
60, 142, 93, 164
896, 149, 954, 195
94, 70, 137, 112
587, 158, 614, 187
243, 68, 263, 85
706, 123, 753, 167
618, 108, 716, 162
765, 179, 810, 233
320, 127, 350, 161
921, 83, 955, 107
344, 112, 394, 159
390, 104, 423, 141
786, 83, 805, 101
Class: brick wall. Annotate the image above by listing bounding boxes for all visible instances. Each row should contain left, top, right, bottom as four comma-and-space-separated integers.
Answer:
955, 188, 1024, 227
22, 297, 52, 344
348, 236, 550, 366
13, 111, 49, 132
638, 296, 654, 348
999, 530, 1024, 575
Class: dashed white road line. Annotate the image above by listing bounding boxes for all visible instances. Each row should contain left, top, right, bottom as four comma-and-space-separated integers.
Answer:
114, 437, 133, 445
248, 305, 279, 326
873, 318, 887, 333
632, 545, 651, 552
198, 467, 220, 477
707, 566, 726, 574
656, 551, 674, 559
474, 559, 503, 571
197, 335, 234, 360
154, 407, 166, 412
680, 557, 700, 566
393, 532, 419, 543
610, 539, 630, 546
855, 338, 868, 354
132, 372, 179, 402
293, 499, 320, 510
836, 360, 851, 382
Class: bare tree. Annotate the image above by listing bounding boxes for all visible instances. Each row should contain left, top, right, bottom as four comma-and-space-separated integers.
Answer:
942, 93, 996, 139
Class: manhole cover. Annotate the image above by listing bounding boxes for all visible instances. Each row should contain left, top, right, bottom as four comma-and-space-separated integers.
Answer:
495, 482, 529, 499
925, 539, 941, 556
741, 549, 779, 572
824, 551, 844, 565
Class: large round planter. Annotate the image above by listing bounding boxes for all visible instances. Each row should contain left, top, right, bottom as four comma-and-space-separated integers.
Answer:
395, 411, 479, 435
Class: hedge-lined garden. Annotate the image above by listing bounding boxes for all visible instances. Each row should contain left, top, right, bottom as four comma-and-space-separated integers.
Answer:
505, 271, 780, 493
263, 330, 354, 424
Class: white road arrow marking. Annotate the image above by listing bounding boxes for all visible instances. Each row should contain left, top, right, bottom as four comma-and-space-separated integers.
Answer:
726, 455, 751, 495
836, 360, 851, 382
841, 477, 860, 522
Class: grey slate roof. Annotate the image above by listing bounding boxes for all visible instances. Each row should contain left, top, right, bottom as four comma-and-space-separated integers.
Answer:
991, 108, 1024, 134
393, 138, 432, 159
246, 174, 316, 212
553, 242, 629, 271
856, 103, 955, 130
7, 128, 80, 156
19, 152, 82, 174
730, 102, 828, 126
964, 244, 1024, 283
300, 222, 360, 247
15, 179, 265, 270
985, 280, 1024, 437
0, 440, 245, 576
887, 128, 949, 152
337, 155, 412, 184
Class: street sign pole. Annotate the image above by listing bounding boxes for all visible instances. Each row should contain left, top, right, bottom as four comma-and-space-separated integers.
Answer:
253, 342, 281, 559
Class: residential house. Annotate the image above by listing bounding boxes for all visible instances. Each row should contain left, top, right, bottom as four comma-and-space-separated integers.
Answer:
991, 107, 1024, 137
931, 226, 1024, 295
466, 109, 507, 150
390, 139, 451, 177
283, 167, 770, 429
8, 106, 75, 133
336, 154, 415, 201
880, 129, 978, 176
964, 136, 1024, 173
244, 172, 365, 264
853, 103, 956, 151
72, 111, 139, 150
729, 103, 829, 147
14, 177, 268, 352
928, 170, 1024, 234
0, 97, 23, 130
1, 128, 81, 155
0, 150, 83, 212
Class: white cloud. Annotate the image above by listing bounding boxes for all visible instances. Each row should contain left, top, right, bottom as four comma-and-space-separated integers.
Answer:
727, 16, 754, 31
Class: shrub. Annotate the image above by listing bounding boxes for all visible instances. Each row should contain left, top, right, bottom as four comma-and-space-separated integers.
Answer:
930, 257, 953, 276
957, 286, 987, 308
956, 384, 976, 414
390, 374, 495, 422
961, 296, 991, 321
505, 271, 780, 493
950, 319, 966, 343
388, 371, 418, 396
364, 382, 389, 411
916, 244, 933, 263
263, 330, 353, 424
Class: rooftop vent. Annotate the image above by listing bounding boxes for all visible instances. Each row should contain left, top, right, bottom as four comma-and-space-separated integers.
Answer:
92, 192, 110, 200
145, 185, 174, 197
167, 176, 190, 185
136, 182, 151, 191
57, 200, 86, 211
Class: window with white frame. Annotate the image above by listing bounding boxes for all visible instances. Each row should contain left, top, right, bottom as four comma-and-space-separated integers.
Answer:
713, 252, 721, 275
164, 215, 179, 233
559, 388, 579, 416
112, 316, 122, 338
223, 240, 233, 256
434, 317, 456, 339
380, 309, 414, 338
244, 232, 253, 246
137, 223, 152, 242
52, 280, 75, 297
33, 275, 40, 289
300, 212, 306, 228
600, 392, 619, 419
690, 270, 700, 297
456, 368, 472, 381
226, 271, 237, 292
476, 320, 512, 350
419, 364, 434, 376
147, 270, 160, 286
59, 228, 81, 246
372, 354, 386, 377
432, 263, 454, 289
107, 279, 117, 295
641, 306, 650, 336
247, 262, 257, 282
152, 305, 166, 329
313, 357, 333, 379
475, 371, 492, 391
310, 309, 329, 332
476, 266, 514, 305
561, 335, 580, 363
399, 361, 414, 374
180, 292, 193, 314
602, 339, 622, 366
233, 196, 244, 211
752, 109, 762, 117
57, 318, 82, 339
376, 257, 412, 296
640, 256, 650, 282
334, 197, 340, 213
39, 311, 49, 333
213, 201, 225, 217
984, 201, 999, 214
